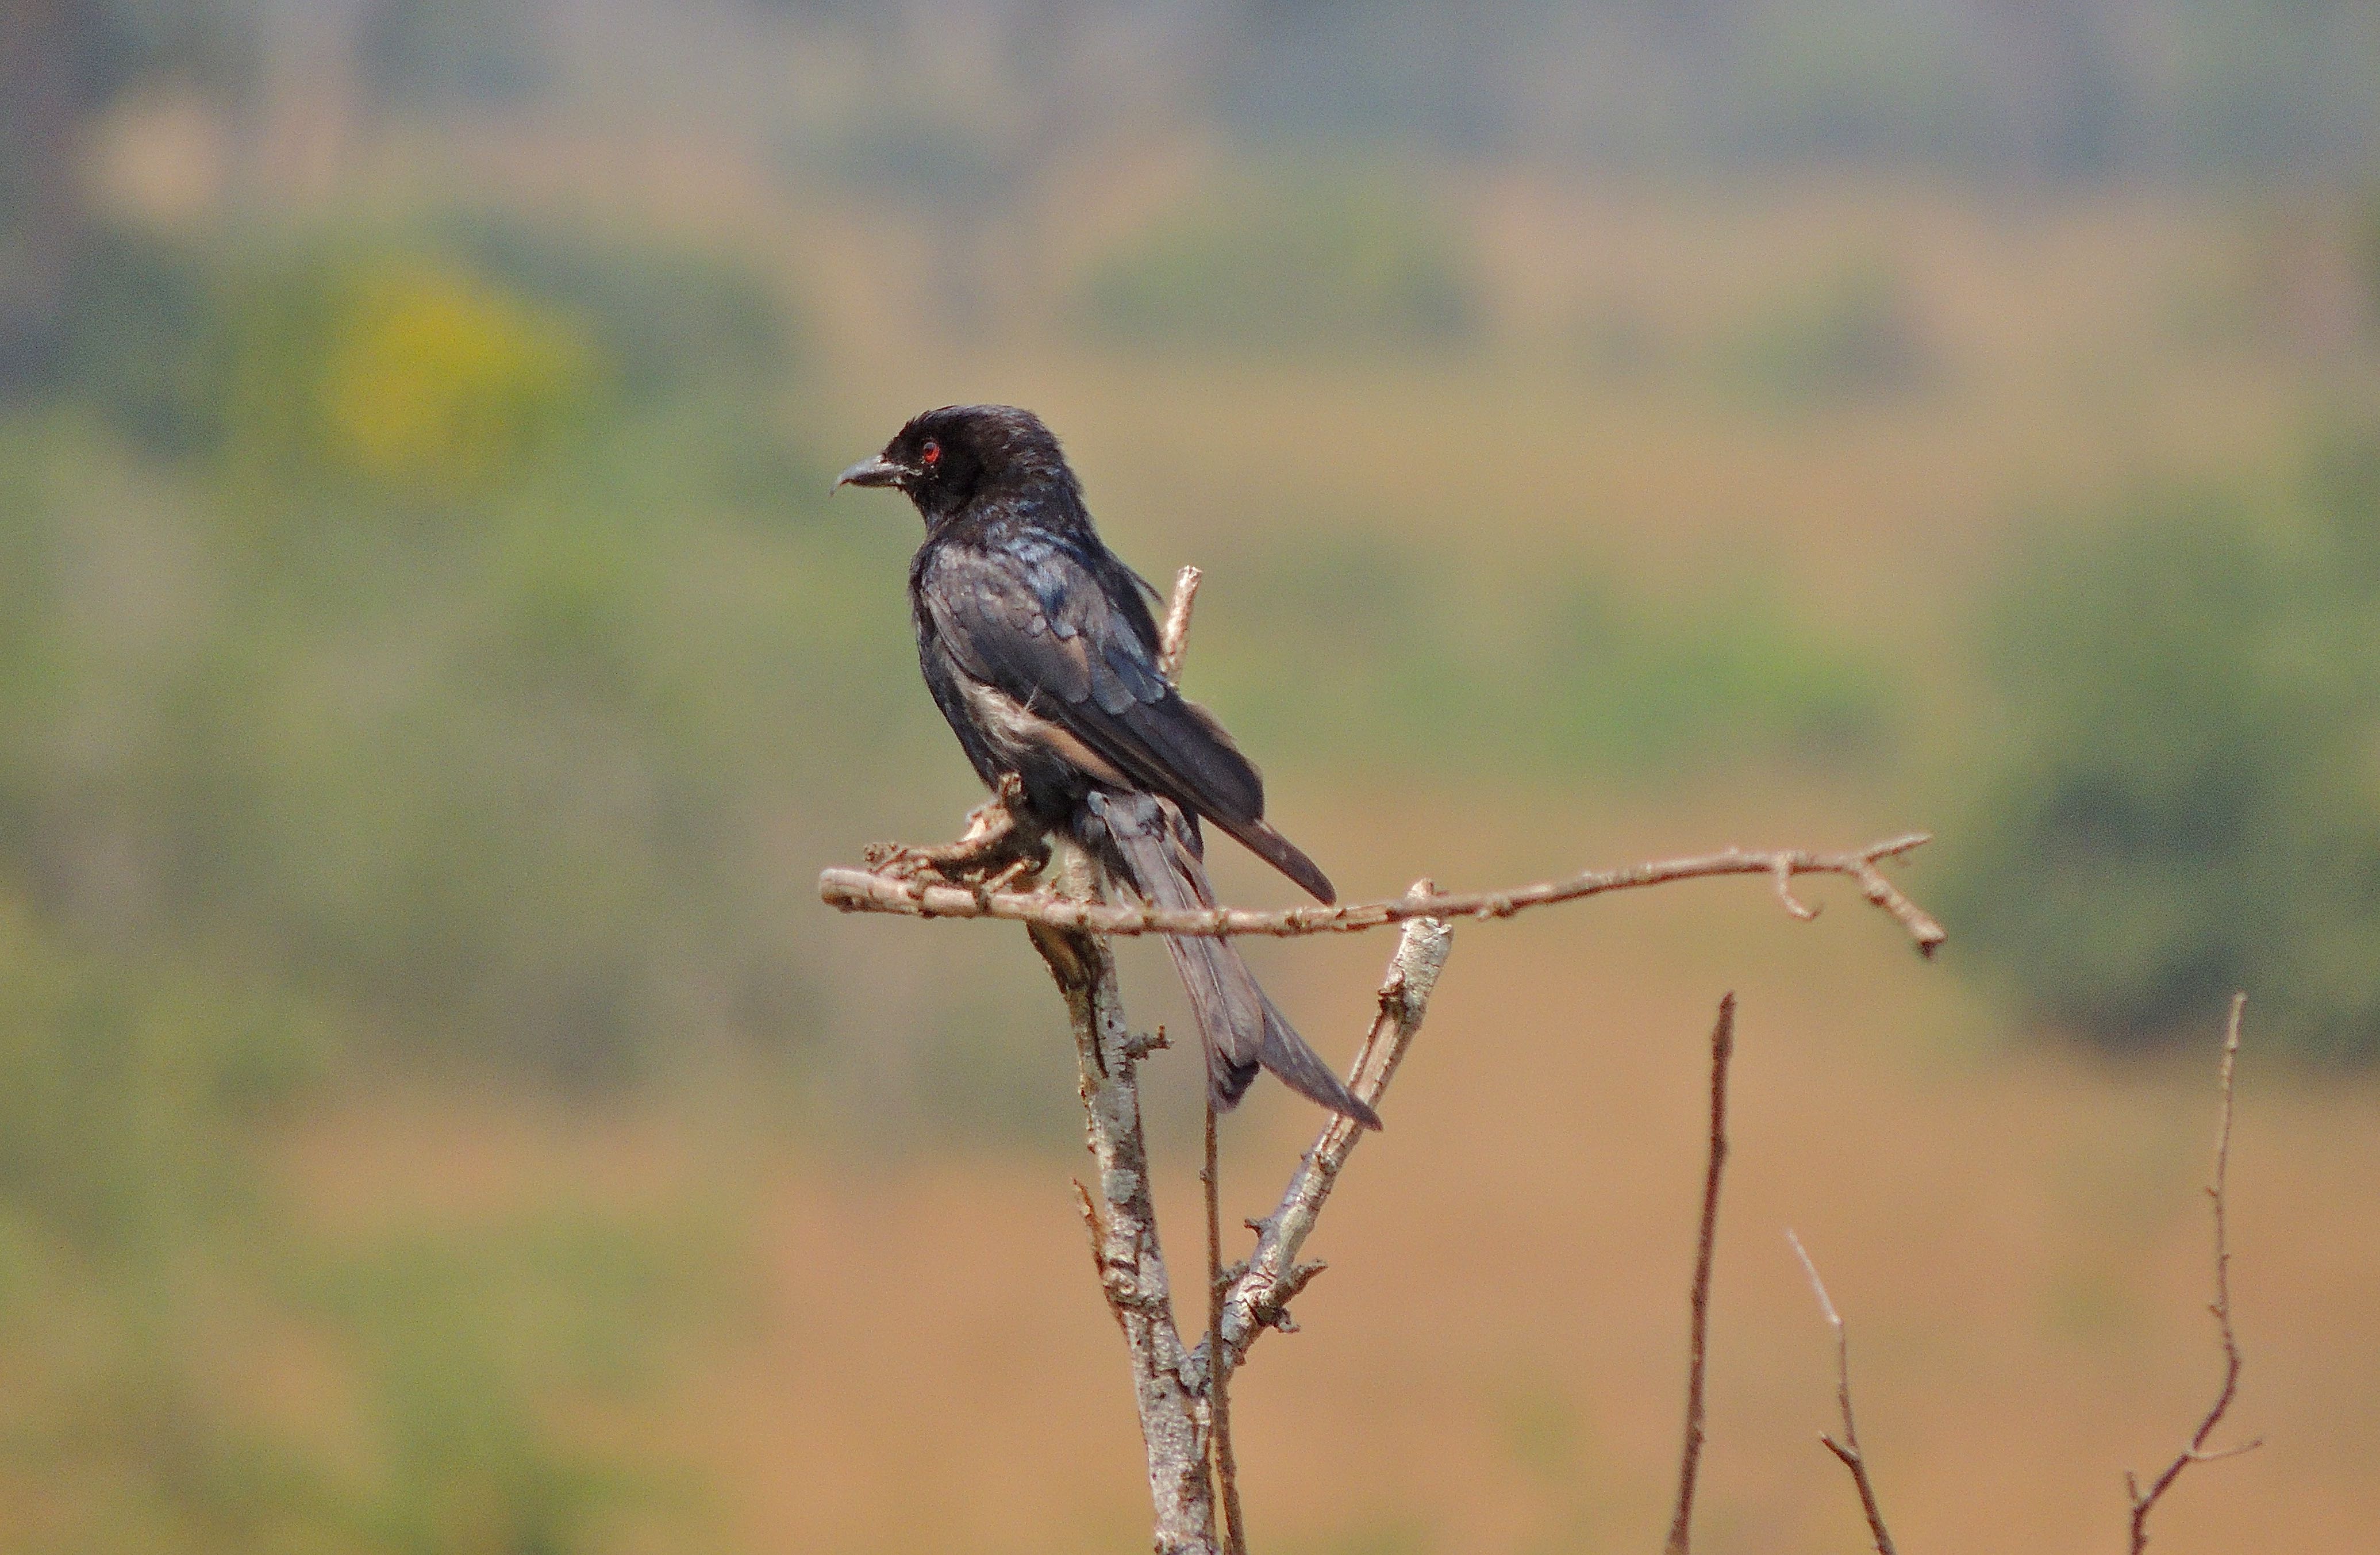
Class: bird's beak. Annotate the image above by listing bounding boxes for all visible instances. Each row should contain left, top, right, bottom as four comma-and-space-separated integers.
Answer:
833, 454, 905, 493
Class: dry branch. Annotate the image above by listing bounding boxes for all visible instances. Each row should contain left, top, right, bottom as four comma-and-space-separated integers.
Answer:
1035, 855, 1215, 1554
1192, 889, 1455, 1381
1666, 994, 1737, 1555
1787, 1230, 1899, 1555
1033, 861, 1455, 1555
1202, 1097, 1247, 1555
836, 561, 1948, 1553
821, 834, 1945, 951
2125, 993, 2259, 1554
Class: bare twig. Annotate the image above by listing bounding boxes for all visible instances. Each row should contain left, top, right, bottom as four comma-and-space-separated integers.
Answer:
1159, 565, 1202, 684
1204, 1094, 1247, 1555
1666, 995, 1737, 1555
1035, 853, 1216, 1554
1191, 885, 1455, 1381
1787, 1230, 1898, 1555
2126, 993, 2259, 1554
1181, 563, 1232, 1555
822, 834, 1944, 953
1035, 865, 1456, 1553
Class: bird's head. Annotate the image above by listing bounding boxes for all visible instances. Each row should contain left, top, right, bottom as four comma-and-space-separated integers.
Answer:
835, 404, 1077, 525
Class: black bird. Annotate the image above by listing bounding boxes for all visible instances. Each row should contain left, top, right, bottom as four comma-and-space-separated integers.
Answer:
837, 405, 1378, 1127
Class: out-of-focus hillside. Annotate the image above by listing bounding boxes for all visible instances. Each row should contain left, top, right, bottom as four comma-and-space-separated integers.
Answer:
2, 2, 2379, 1552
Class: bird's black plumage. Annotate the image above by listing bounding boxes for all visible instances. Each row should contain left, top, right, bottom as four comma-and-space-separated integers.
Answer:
840, 404, 1375, 1127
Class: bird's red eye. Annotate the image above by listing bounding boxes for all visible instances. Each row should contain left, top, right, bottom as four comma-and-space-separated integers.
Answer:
920, 440, 941, 467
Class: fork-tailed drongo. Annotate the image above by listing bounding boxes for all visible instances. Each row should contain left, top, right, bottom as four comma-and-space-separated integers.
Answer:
837, 404, 1378, 1127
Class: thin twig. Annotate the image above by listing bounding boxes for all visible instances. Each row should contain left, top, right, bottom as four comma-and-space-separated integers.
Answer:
1666, 995, 1737, 1555
2126, 993, 2259, 1554
1204, 1093, 1247, 1555
1787, 1230, 1898, 1555
821, 834, 1945, 953
1190, 885, 1455, 1381
1159, 566, 1202, 684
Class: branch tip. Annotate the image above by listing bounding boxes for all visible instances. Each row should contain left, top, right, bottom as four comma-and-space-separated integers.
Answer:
2126, 993, 2255, 1555
1771, 856, 1821, 920
1207, 912, 1455, 1376
1665, 995, 1738, 1555
1786, 1230, 1897, 1555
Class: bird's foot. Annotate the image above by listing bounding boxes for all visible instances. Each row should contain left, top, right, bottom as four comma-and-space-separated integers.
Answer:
866, 832, 1051, 887
866, 779, 1050, 887
979, 852, 1045, 893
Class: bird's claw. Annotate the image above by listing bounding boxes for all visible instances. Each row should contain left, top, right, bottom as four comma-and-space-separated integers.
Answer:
980, 854, 1044, 893
864, 840, 953, 881
864, 785, 1050, 888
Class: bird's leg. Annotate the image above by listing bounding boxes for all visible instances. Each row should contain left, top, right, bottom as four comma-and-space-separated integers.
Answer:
866, 774, 1051, 885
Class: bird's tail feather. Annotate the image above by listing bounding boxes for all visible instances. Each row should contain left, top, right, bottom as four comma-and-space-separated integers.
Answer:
1210, 814, 1336, 905
1082, 792, 1379, 1128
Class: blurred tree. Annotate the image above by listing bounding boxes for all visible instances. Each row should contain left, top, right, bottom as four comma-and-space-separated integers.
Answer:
1950, 440, 2380, 1060
1713, 259, 1936, 406
0, 0, 241, 389
212, 243, 607, 496
0, 890, 721, 1554
0, 212, 885, 1093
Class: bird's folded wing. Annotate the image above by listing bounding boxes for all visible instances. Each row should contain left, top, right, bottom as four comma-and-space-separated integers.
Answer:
920, 538, 1264, 826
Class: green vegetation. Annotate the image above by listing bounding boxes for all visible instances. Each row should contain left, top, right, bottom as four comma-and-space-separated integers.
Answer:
1078, 168, 1478, 351
0, 896, 716, 1553
0, 215, 817, 1552
1713, 260, 1935, 405
0, 214, 902, 1091
1195, 536, 1894, 781
1947, 433, 2380, 1059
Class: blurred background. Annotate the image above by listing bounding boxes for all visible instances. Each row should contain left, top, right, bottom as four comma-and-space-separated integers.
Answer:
3, 1, 2378, 1550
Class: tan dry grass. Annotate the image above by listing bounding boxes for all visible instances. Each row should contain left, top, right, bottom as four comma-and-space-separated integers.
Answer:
674, 920, 2373, 1555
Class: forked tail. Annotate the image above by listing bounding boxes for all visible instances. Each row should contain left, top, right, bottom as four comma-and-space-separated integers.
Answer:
1080, 790, 1380, 1127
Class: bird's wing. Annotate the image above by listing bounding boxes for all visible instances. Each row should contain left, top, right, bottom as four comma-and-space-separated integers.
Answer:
920, 536, 1334, 901
921, 535, 1257, 817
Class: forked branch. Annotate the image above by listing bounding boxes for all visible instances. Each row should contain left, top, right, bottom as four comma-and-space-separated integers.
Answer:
1786, 1230, 1900, 1555
2126, 993, 2259, 1553
1192, 886, 1454, 1381
1784, 995, 2258, 1555
838, 562, 1943, 1555
1032, 874, 1454, 1555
